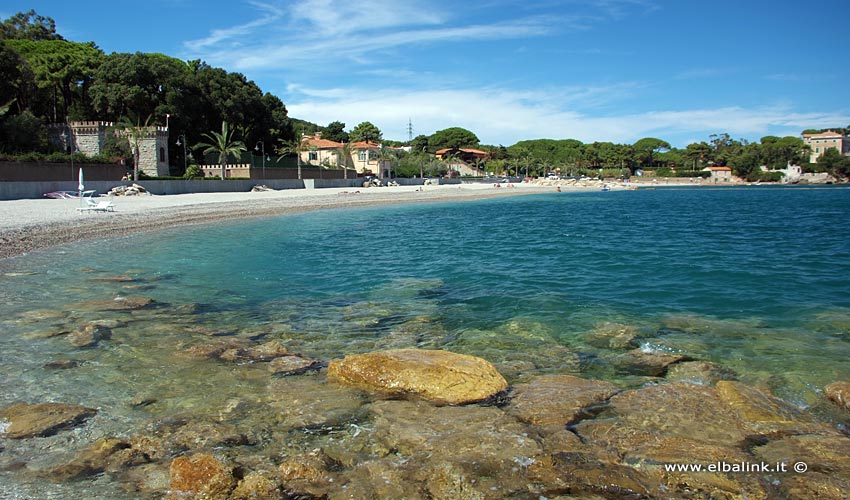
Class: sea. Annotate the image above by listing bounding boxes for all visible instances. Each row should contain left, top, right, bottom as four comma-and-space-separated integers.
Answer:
1, 185, 849, 498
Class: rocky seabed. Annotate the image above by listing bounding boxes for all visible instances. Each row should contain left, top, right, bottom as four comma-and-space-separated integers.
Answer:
2, 274, 850, 499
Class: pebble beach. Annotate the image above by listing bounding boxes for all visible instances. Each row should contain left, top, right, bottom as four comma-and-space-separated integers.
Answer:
0, 183, 558, 260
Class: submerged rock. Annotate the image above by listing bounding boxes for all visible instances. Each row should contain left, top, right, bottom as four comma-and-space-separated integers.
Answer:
267, 375, 365, 430
0, 402, 97, 439
447, 319, 582, 379
267, 355, 318, 375
754, 434, 850, 499
231, 471, 283, 500
327, 349, 508, 405
51, 436, 147, 480
219, 340, 290, 363
168, 453, 235, 500
368, 399, 541, 469
88, 274, 137, 283
527, 452, 659, 499
279, 449, 339, 499
180, 338, 251, 359
43, 359, 80, 369
67, 323, 112, 348
69, 296, 154, 312
824, 381, 850, 412
595, 382, 749, 447
584, 322, 643, 349
508, 374, 618, 427
665, 360, 737, 385
614, 348, 687, 376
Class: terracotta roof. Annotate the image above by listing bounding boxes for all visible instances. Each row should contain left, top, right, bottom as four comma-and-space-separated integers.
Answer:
703, 166, 732, 171
302, 136, 344, 149
435, 147, 490, 156
803, 131, 843, 138
350, 141, 381, 149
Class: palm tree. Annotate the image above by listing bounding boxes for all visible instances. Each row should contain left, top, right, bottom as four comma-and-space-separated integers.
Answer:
116, 113, 152, 181
195, 121, 246, 179
378, 146, 397, 179
472, 157, 486, 177
276, 137, 306, 180
334, 142, 356, 179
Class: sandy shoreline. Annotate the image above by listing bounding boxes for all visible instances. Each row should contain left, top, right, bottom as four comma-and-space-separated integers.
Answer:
0, 183, 560, 260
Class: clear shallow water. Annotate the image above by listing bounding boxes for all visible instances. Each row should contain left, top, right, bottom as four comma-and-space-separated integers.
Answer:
2, 185, 850, 498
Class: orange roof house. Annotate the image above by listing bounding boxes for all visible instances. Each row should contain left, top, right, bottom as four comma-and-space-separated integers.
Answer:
702, 165, 733, 183
435, 148, 491, 176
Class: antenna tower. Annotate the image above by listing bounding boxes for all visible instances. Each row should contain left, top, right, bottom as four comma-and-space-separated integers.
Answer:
407, 118, 413, 143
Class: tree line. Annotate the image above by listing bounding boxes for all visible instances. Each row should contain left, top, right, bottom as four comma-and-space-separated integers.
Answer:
0, 10, 294, 173
1, 10, 848, 181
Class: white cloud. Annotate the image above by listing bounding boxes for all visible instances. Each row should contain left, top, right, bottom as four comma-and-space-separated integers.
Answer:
285, 85, 850, 146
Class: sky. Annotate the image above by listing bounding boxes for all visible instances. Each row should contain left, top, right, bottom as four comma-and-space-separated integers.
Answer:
5, 0, 850, 147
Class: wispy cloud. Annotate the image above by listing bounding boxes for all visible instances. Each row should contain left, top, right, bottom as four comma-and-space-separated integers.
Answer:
184, 1, 285, 51
181, 0, 622, 71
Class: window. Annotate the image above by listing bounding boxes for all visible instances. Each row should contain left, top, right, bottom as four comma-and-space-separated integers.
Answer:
159, 147, 165, 162
358, 151, 367, 162
309, 151, 318, 161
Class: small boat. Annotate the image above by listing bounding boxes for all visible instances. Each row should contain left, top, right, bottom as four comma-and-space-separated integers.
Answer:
601, 185, 611, 192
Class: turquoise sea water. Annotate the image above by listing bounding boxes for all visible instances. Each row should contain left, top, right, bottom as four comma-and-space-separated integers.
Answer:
1, 185, 850, 498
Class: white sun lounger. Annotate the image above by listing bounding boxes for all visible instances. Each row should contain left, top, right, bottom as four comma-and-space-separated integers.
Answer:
77, 198, 115, 212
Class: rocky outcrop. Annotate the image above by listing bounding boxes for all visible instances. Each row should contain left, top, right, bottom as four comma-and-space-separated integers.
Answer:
327, 349, 508, 405
0, 402, 97, 439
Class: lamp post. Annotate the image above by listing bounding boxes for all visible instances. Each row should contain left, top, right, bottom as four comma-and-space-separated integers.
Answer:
66, 123, 75, 180
176, 135, 187, 174
255, 141, 265, 179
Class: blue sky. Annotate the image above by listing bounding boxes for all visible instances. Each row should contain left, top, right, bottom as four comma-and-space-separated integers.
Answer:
6, 0, 850, 147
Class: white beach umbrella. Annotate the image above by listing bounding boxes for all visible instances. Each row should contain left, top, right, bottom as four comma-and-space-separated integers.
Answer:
78, 167, 84, 210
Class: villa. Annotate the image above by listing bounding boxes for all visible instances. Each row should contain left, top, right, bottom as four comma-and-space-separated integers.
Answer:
802, 130, 849, 163
300, 133, 393, 178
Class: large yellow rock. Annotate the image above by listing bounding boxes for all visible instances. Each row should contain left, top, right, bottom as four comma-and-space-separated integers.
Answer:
168, 453, 235, 500
327, 349, 508, 405
825, 381, 850, 412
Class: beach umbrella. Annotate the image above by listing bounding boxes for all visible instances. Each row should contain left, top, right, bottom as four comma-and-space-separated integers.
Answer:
78, 168, 84, 210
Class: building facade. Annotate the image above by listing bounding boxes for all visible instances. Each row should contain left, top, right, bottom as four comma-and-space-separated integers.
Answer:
703, 166, 732, 182
802, 131, 849, 163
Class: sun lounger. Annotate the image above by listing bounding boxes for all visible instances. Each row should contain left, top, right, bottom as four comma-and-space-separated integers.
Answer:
76, 199, 115, 212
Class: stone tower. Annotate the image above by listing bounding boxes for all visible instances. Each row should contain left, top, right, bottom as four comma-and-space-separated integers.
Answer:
48, 121, 170, 177
136, 126, 170, 177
